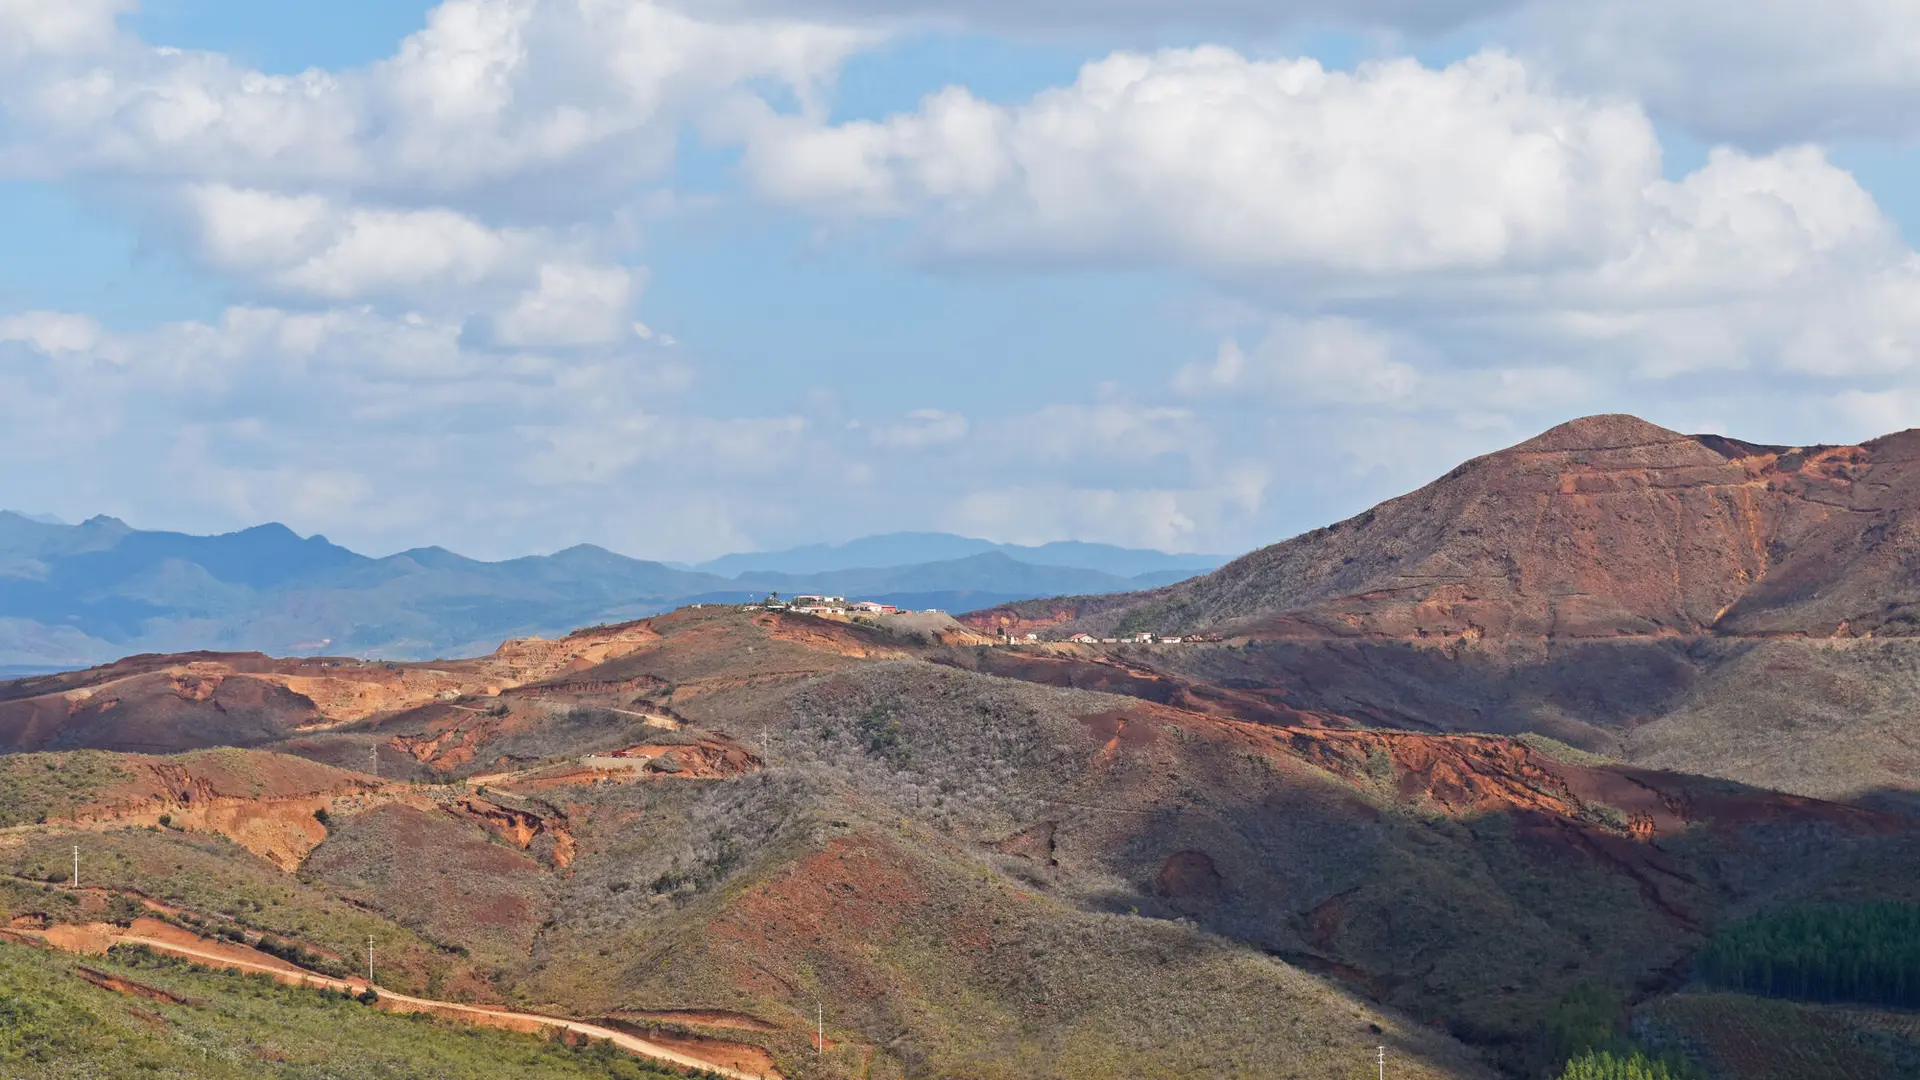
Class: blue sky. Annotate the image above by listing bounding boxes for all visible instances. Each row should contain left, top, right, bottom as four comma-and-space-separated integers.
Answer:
4, 0, 1920, 561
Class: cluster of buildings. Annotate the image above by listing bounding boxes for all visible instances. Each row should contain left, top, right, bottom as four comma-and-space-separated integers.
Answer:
754, 594, 935, 617
745, 594, 1222, 647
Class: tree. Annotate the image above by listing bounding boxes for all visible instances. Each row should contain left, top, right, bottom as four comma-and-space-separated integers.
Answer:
1696, 902, 1920, 1007
104, 895, 144, 927
1558, 1051, 1691, 1080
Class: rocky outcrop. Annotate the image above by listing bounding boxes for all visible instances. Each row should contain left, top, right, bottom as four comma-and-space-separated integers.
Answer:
449, 796, 577, 868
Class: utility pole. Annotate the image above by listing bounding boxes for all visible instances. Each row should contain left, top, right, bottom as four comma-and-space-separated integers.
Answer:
1378, 1045, 1385, 1080
817, 1003, 822, 1055
71, 844, 78, 889
367, 936, 374, 985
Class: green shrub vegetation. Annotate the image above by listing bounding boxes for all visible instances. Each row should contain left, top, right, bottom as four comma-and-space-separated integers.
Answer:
0, 752, 132, 826
0, 939, 690, 1079
1696, 902, 1920, 1006
1579, 802, 1630, 832
0, 828, 469, 997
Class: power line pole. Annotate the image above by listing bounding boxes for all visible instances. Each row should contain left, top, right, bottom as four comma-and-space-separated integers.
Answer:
1378, 1045, 1386, 1080
369, 745, 379, 779
71, 844, 78, 889
367, 936, 374, 985
817, 1003, 822, 1055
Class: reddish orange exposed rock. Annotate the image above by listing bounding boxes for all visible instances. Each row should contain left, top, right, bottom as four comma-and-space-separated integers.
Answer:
1274, 726, 1899, 844
1286, 730, 1585, 820
445, 796, 576, 868
972, 415, 1920, 643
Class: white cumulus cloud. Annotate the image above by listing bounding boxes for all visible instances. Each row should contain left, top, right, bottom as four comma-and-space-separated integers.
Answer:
183, 185, 547, 303
485, 263, 644, 348
742, 49, 1660, 277
0, 0, 871, 196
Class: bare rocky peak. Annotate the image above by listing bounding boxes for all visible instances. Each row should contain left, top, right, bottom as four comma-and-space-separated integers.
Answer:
1509, 413, 1691, 453
969, 414, 1920, 642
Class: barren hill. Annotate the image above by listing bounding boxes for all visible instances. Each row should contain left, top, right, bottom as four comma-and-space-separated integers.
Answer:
960, 416, 1920, 801
8, 606, 1920, 1077
968, 414, 1920, 641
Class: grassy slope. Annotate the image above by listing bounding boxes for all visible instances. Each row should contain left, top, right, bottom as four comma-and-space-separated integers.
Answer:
0, 751, 134, 826
0, 939, 685, 1080
1627, 639, 1920, 802
301, 801, 554, 974
520, 803, 1494, 1080
0, 747, 368, 829
0, 827, 494, 1001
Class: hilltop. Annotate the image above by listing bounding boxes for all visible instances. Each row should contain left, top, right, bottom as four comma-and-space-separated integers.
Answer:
964, 413, 1910, 640
961, 415, 1920, 801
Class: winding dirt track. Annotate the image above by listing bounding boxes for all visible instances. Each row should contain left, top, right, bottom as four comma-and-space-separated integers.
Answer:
101, 931, 773, 1080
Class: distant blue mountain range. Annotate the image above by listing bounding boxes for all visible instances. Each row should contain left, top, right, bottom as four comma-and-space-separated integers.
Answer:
689, 532, 1223, 579
0, 513, 1226, 672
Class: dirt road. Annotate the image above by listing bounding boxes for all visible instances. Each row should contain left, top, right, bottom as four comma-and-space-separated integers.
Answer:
83, 928, 777, 1079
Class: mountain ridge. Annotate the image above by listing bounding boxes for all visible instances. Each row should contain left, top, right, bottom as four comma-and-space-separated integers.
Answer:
0, 515, 1219, 671
964, 413, 1920, 642
689, 530, 1225, 578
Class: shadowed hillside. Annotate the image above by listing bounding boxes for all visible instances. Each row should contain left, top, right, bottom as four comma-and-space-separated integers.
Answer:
960, 416, 1920, 801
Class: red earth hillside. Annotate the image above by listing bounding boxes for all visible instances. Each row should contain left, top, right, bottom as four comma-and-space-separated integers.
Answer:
964, 414, 1920, 641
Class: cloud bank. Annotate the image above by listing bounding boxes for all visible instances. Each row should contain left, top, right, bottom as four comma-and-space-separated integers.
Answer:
1, 0, 1918, 561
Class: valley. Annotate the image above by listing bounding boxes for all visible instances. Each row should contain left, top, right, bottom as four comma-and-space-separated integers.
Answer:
5, 417, 1920, 1079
